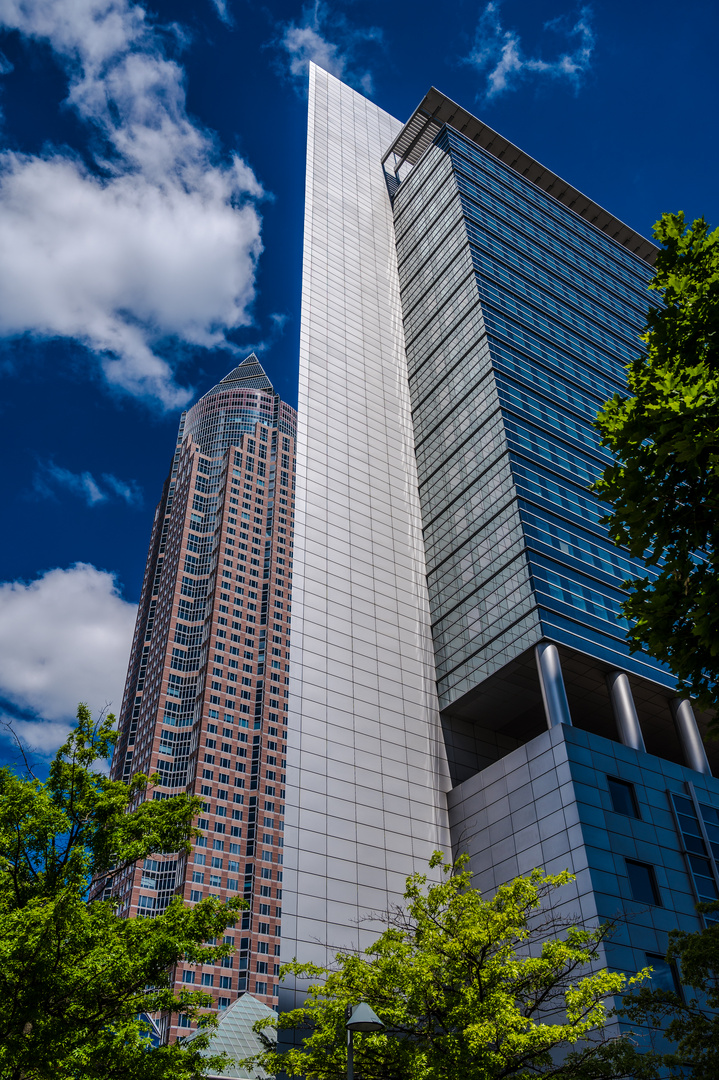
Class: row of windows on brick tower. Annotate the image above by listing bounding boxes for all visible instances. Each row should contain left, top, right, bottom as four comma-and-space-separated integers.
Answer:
92, 355, 296, 1042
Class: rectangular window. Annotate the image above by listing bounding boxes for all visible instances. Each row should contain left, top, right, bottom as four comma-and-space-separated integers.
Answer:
626, 860, 661, 906
608, 777, 640, 818
201, 973, 214, 987
646, 953, 682, 998
182, 971, 195, 984
687, 853, 718, 899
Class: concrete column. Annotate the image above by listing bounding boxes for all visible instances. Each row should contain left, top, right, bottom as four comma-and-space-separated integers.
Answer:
535, 642, 572, 729
606, 671, 645, 752
672, 698, 712, 776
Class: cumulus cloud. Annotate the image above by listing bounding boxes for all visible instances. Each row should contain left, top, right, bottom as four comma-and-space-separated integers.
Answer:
275, 1, 382, 95
0, 0, 264, 407
1, 715, 74, 755
465, 2, 595, 99
32, 461, 143, 507
0, 563, 137, 754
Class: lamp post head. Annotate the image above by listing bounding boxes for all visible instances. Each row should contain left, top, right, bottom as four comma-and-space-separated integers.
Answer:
346, 1002, 385, 1033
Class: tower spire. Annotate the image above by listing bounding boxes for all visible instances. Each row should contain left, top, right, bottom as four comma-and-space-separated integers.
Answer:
204, 353, 273, 398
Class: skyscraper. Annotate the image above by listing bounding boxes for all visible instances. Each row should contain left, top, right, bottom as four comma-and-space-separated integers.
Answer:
101, 354, 296, 1038
283, 65, 719, 1006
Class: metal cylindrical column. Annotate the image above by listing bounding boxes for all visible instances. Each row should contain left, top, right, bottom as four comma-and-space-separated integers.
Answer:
672, 698, 712, 776
606, 671, 645, 752
535, 642, 572, 729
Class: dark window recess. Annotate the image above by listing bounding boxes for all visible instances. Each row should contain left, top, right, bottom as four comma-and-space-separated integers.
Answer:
687, 854, 718, 898
672, 794, 708, 855
645, 954, 683, 998
626, 860, 662, 906
700, 801, 719, 864
669, 791, 719, 912
608, 777, 640, 819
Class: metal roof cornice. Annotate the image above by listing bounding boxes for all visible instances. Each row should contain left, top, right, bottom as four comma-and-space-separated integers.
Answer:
382, 87, 658, 265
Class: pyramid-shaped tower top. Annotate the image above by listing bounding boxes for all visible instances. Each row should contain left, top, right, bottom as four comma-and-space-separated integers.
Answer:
183, 993, 276, 1073
203, 353, 274, 398
183, 351, 294, 456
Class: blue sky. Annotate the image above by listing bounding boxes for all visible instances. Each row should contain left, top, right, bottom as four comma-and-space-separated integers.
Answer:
0, 0, 717, 764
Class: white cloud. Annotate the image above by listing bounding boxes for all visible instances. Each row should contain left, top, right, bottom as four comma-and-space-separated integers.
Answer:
209, 0, 232, 26
0, 0, 264, 407
0, 564, 137, 754
275, 1, 382, 95
101, 471, 142, 506
465, 2, 595, 99
235, 310, 290, 363
2, 715, 74, 754
32, 461, 143, 507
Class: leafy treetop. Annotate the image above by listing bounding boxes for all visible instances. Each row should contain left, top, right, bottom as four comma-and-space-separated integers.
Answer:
0, 705, 244, 1080
244, 852, 654, 1080
594, 212, 719, 718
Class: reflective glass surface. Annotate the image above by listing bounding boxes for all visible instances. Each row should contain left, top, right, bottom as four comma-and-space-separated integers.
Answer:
392, 123, 671, 707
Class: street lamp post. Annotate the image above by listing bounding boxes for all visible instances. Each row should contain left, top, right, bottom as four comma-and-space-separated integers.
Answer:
345, 1002, 385, 1080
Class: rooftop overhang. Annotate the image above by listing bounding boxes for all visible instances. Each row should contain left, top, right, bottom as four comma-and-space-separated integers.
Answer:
382, 87, 658, 265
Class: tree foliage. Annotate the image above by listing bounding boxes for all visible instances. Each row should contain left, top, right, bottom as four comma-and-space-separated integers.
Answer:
244, 854, 653, 1080
0, 705, 243, 1080
594, 212, 719, 717
622, 902, 719, 1079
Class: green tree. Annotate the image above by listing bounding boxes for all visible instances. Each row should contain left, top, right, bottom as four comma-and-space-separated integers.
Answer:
0, 705, 243, 1080
244, 853, 653, 1080
621, 903, 719, 1079
594, 212, 719, 717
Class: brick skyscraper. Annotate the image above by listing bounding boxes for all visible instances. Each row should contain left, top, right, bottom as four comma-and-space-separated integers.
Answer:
102, 354, 296, 1039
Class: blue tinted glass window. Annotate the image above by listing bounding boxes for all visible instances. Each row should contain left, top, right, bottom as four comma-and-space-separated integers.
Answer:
626, 860, 661, 905
645, 954, 682, 997
608, 777, 639, 818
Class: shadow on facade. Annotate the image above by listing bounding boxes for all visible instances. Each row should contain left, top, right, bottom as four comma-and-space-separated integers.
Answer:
441, 642, 718, 786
